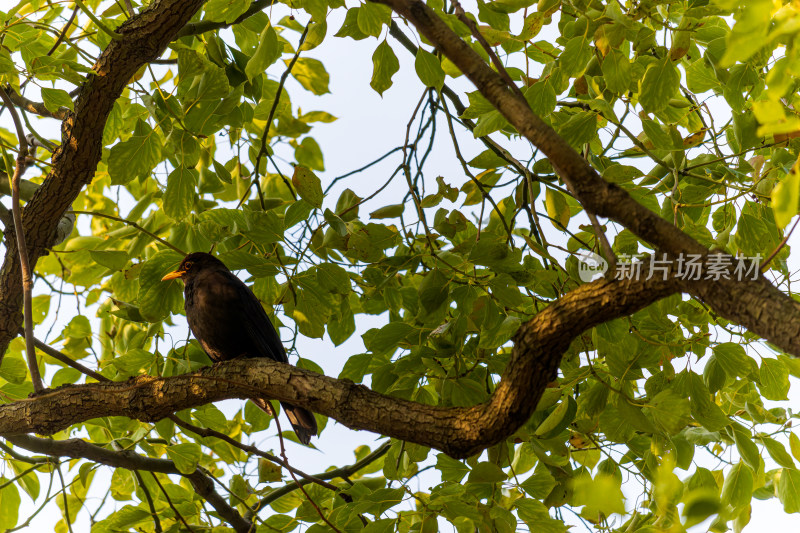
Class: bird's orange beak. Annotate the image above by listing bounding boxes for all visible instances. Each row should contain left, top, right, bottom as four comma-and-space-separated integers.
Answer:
161, 270, 185, 281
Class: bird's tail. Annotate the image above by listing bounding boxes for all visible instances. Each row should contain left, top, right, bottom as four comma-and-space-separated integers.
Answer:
251, 398, 318, 445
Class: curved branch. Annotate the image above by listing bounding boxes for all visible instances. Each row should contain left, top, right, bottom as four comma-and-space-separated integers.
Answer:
0, 272, 678, 458
6, 434, 253, 533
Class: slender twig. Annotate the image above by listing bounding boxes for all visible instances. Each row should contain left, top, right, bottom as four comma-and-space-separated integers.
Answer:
47, 7, 79, 56
31, 336, 108, 383
134, 470, 162, 533
0, 87, 43, 393
69, 210, 185, 255
73, 0, 121, 39
56, 464, 75, 533
452, 0, 526, 101
762, 215, 800, 272
150, 473, 195, 532
243, 22, 312, 210
272, 411, 344, 532
252, 441, 391, 511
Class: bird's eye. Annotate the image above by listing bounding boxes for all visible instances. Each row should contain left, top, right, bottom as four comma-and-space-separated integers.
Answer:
184, 261, 193, 271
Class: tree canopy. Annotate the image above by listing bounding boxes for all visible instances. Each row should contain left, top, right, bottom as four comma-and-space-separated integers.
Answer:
1, 0, 800, 531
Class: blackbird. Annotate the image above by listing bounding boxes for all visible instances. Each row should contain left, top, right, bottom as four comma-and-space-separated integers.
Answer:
162, 252, 318, 444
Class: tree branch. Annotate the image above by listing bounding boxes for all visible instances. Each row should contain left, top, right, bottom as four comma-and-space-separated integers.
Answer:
6, 434, 253, 533
0, 270, 678, 458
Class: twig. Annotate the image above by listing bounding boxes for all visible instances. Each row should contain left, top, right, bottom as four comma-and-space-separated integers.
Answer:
73, 0, 121, 39
31, 336, 108, 383
134, 470, 162, 533
150, 473, 195, 532
452, 0, 526, 101
252, 441, 391, 511
69, 210, 185, 255
47, 7, 79, 56
244, 22, 312, 210
272, 410, 345, 532
0, 87, 43, 393
762, 215, 800, 272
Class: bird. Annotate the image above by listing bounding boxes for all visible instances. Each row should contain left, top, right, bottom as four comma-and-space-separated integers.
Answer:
161, 252, 318, 444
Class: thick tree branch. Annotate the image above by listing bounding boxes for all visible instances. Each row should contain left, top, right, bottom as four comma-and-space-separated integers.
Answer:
5, 434, 253, 533
0, 272, 678, 458
373, 0, 800, 357
0, 0, 206, 361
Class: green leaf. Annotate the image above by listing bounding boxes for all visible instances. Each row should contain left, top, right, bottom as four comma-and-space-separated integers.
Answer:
571, 474, 626, 516
370, 204, 405, 219
759, 358, 790, 400
0, 356, 27, 384
295, 137, 325, 171
721, 462, 753, 509
791, 433, 800, 463
205, 0, 250, 23
545, 188, 570, 228
0, 481, 19, 529
645, 389, 691, 434
436, 454, 469, 482
335, 8, 369, 40
323, 208, 348, 236
778, 468, 800, 513
291, 166, 323, 208
467, 462, 506, 483
363, 322, 414, 354
89, 250, 129, 271
370, 40, 400, 95
166, 443, 202, 474
107, 120, 162, 185
772, 170, 800, 229
761, 436, 795, 468
291, 58, 330, 95
163, 167, 198, 220
639, 56, 680, 113
520, 464, 557, 498
731, 424, 761, 471
557, 111, 597, 148
356, 1, 391, 37
40, 87, 73, 112
601, 49, 631, 94
558, 36, 592, 77
415, 49, 445, 91
245, 24, 282, 80
138, 250, 185, 323
418, 269, 449, 313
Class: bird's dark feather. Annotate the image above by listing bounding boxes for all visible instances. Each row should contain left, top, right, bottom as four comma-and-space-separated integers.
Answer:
173, 252, 317, 444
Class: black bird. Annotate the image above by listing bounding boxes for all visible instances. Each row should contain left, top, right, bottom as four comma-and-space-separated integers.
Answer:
162, 252, 318, 444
